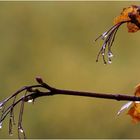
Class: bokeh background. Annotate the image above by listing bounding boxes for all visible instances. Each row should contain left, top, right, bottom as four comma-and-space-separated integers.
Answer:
0, 1, 140, 138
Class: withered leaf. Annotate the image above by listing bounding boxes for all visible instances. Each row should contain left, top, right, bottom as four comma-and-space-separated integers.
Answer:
128, 84, 140, 123
114, 5, 140, 32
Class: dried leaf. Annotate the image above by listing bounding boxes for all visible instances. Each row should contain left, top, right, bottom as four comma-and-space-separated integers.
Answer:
128, 103, 140, 123
95, 5, 140, 64
114, 5, 140, 32
128, 84, 140, 123
117, 84, 140, 123
134, 83, 140, 96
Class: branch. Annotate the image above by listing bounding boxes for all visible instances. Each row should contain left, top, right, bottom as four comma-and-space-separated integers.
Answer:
0, 76, 139, 139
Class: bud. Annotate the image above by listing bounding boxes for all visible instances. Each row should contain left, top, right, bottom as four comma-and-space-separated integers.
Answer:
36, 76, 43, 84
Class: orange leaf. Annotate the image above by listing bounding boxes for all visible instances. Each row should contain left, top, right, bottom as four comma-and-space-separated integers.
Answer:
134, 83, 140, 96
95, 5, 140, 64
128, 84, 140, 123
114, 5, 140, 32
128, 103, 140, 123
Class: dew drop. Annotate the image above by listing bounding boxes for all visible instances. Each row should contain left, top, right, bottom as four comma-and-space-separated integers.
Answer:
0, 122, 3, 129
102, 52, 105, 56
27, 99, 33, 103
108, 52, 113, 58
19, 128, 24, 133
102, 32, 107, 40
0, 102, 3, 110
108, 60, 112, 64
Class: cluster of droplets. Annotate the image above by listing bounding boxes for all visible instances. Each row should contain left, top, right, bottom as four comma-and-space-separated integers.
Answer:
0, 99, 16, 137
0, 102, 4, 110
97, 31, 114, 64
0, 76, 48, 139
27, 99, 33, 103
95, 21, 127, 64
108, 52, 114, 64
0, 94, 34, 138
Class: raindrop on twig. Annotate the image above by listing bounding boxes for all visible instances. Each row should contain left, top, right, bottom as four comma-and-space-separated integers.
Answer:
0, 122, 3, 129
19, 127, 24, 133
0, 102, 4, 110
108, 59, 112, 64
27, 99, 33, 103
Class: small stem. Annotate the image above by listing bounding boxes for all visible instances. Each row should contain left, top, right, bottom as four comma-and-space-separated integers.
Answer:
49, 88, 140, 101
0, 78, 140, 139
27, 87, 140, 102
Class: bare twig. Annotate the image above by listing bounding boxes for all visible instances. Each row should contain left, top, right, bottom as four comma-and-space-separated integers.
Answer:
0, 76, 140, 139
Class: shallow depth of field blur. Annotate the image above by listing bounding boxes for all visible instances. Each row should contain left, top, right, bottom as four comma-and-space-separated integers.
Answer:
1, 1, 140, 138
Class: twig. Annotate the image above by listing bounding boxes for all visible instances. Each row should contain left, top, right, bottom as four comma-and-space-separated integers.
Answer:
0, 76, 139, 139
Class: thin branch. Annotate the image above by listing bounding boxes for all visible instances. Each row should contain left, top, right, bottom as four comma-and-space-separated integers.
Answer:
49, 89, 140, 101
21, 87, 140, 102
0, 76, 140, 139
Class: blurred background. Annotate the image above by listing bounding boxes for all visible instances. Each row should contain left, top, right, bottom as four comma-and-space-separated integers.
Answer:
0, 1, 140, 138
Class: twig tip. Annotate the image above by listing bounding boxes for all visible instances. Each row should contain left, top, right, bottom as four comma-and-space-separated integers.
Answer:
36, 76, 44, 84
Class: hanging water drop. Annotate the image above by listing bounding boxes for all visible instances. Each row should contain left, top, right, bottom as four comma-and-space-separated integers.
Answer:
108, 52, 113, 58
0, 122, 2, 129
0, 102, 3, 110
27, 99, 33, 103
102, 52, 105, 56
19, 128, 24, 133
101, 32, 107, 40
108, 60, 112, 64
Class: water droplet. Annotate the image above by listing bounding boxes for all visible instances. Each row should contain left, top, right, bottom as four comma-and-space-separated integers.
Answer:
108, 52, 113, 58
27, 99, 33, 103
102, 32, 107, 40
0, 122, 3, 129
108, 60, 112, 64
102, 44, 106, 49
19, 128, 24, 133
0, 102, 3, 110
102, 52, 105, 56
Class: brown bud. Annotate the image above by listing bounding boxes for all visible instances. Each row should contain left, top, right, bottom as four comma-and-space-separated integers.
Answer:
36, 76, 44, 84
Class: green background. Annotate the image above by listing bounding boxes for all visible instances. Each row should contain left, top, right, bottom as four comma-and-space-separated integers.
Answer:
0, 1, 140, 138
